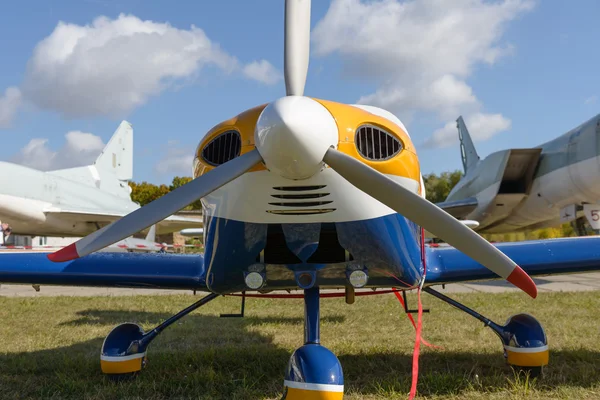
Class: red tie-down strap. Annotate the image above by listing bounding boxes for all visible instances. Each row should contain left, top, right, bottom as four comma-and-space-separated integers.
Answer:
397, 228, 444, 400
392, 290, 443, 351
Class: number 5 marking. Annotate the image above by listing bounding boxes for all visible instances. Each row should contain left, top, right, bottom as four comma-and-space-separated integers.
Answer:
592, 210, 600, 221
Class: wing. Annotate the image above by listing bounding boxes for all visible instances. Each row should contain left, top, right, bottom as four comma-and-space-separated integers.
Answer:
435, 197, 478, 219
157, 214, 204, 233
44, 207, 126, 223
426, 236, 600, 285
0, 252, 207, 291
44, 207, 203, 232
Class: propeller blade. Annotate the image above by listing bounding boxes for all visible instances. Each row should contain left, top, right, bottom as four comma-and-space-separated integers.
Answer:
48, 149, 264, 262
323, 148, 537, 298
284, 0, 311, 96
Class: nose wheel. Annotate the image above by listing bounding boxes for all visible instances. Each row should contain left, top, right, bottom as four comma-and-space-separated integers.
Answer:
283, 287, 344, 399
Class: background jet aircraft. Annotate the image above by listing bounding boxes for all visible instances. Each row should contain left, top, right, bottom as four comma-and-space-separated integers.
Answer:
0, 121, 201, 237
436, 114, 600, 234
103, 225, 165, 253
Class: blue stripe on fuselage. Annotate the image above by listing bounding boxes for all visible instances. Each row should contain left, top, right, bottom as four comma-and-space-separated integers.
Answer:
203, 213, 424, 293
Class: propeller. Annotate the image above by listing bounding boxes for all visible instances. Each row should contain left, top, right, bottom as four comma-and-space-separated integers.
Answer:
48, 149, 263, 262
284, 0, 311, 96
322, 148, 537, 298
47, 0, 538, 299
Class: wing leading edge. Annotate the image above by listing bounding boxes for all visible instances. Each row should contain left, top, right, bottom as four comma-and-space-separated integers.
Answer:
435, 197, 478, 219
426, 236, 600, 285
0, 252, 207, 291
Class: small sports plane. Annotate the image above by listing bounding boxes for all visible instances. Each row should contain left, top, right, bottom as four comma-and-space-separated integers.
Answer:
3, 1, 600, 399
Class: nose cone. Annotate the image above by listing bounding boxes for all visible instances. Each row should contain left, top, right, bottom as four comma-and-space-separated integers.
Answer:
255, 96, 338, 180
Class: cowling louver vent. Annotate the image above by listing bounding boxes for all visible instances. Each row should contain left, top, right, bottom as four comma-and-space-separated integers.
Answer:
201, 130, 242, 166
268, 185, 335, 215
355, 125, 402, 161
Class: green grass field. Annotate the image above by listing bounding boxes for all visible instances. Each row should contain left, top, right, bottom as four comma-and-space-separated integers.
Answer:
0, 290, 599, 399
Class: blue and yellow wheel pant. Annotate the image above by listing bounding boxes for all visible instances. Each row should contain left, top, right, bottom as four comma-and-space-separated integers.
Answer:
505, 345, 549, 367
101, 352, 146, 374
283, 380, 344, 399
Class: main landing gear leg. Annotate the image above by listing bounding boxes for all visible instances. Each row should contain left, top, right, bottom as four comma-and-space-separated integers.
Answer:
424, 287, 548, 376
100, 293, 219, 380
282, 287, 344, 399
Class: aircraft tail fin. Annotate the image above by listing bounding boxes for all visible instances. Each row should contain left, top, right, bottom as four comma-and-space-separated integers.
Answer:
457, 116, 480, 174
93, 121, 133, 181
145, 225, 156, 243
48, 121, 134, 200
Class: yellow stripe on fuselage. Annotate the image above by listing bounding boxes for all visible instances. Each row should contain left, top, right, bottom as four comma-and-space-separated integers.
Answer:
193, 99, 421, 187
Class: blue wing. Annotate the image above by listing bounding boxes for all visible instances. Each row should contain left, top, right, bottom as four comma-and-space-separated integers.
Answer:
0, 252, 207, 291
426, 237, 600, 285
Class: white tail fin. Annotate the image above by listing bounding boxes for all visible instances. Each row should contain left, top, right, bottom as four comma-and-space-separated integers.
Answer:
48, 121, 134, 199
94, 121, 133, 181
145, 225, 156, 242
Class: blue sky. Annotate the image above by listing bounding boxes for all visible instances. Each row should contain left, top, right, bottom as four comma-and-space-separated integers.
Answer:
0, 0, 598, 184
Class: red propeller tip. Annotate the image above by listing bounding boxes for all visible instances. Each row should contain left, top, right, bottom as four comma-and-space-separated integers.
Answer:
507, 265, 537, 298
47, 243, 80, 262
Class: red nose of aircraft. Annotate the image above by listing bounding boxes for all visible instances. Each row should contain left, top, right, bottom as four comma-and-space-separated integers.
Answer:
254, 96, 338, 180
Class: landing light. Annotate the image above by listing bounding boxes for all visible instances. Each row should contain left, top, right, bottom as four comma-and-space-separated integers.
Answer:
348, 270, 368, 288
244, 271, 265, 290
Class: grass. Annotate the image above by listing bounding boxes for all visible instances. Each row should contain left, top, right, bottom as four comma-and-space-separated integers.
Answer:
0, 290, 599, 399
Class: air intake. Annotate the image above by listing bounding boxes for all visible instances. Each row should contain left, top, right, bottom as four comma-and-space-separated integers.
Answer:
268, 185, 335, 215
355, 125, 402, 161
201, 130, 242, 166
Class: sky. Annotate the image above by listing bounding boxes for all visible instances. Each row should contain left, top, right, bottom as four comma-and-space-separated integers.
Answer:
0, 0, 598, 184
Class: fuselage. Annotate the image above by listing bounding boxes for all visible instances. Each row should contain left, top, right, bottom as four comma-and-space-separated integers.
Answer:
193, 99, 427, 293
0, 162, 137, 236
448, 114, 600, 233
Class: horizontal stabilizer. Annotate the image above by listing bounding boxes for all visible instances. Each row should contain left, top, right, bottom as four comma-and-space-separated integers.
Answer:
425, 219, 479, 239
435, 197, 478, 219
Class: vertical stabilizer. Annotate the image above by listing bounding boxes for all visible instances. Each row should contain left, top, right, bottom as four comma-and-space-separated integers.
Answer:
457, 116, 480, 174
94, 121, 133, 181
145, 225, 156, 243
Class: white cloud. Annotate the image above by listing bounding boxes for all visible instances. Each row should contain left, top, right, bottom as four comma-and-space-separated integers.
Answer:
585, 95, 597, 105
243, 60, 282, 85
12, 130, 105, 170
313, 0, 534, 147
20, 14, 279, 119
155, 141, 194, 175
424, 112, 511, 148
0, 87, 22, 129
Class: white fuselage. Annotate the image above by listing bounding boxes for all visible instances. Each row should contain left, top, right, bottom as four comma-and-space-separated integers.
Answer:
0, 161, 138, 236
499, 155, 600, 231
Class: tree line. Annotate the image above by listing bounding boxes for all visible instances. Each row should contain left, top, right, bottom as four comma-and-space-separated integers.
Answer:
129, 176, 202, 211
131, 172, 576, 241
